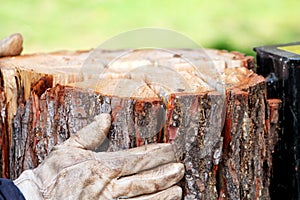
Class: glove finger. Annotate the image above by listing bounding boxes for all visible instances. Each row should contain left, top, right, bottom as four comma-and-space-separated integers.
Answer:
64, 113, 111, 150
126, 185, 182, 200
112, 162, 184, 198
95, 143, 178, 177
0, 33, 23, 57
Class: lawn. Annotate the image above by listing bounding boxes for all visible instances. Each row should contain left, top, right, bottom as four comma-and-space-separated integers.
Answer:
0, 0, 299, 56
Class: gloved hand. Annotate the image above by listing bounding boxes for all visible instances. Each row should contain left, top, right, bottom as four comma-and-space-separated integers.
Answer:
14, 113, 184, 200
0, 33, 23, 57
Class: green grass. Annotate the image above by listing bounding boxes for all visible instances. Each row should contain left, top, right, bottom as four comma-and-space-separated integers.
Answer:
1, 0, 299, 56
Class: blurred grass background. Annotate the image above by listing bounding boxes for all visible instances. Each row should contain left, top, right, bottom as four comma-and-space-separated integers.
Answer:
0, 0, 299, 56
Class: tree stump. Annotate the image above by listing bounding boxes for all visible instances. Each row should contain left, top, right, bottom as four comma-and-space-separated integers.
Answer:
0, 49, 279, 199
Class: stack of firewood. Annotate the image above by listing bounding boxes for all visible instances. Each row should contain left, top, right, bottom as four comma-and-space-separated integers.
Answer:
0, 48, 280, 199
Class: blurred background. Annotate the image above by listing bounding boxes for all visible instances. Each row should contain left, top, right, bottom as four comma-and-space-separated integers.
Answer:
0, 0, 299, 56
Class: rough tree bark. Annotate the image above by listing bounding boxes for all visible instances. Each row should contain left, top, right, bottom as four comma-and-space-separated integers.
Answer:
0, 49, 279, 199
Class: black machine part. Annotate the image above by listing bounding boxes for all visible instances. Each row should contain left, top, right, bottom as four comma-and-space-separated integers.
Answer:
255, 42, 300, 200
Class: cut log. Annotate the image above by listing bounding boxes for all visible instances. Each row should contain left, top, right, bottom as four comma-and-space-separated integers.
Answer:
0, 48, 276, 199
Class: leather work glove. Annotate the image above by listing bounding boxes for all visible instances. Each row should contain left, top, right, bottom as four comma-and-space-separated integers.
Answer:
14, 113, 184, 200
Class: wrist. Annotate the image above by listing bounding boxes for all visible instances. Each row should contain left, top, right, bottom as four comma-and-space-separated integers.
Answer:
14, 170, 44, 200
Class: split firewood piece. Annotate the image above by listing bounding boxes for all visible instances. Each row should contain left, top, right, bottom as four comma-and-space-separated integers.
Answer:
260, 99, 281, 199
218, 68, 282, 200
218, 66, 267, 200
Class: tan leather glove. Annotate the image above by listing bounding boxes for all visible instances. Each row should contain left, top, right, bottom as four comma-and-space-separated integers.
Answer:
0, 33, 23, 57
14, 113, 184, 200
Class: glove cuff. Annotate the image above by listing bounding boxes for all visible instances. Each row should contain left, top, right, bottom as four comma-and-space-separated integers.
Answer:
14, 170, 44, 200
